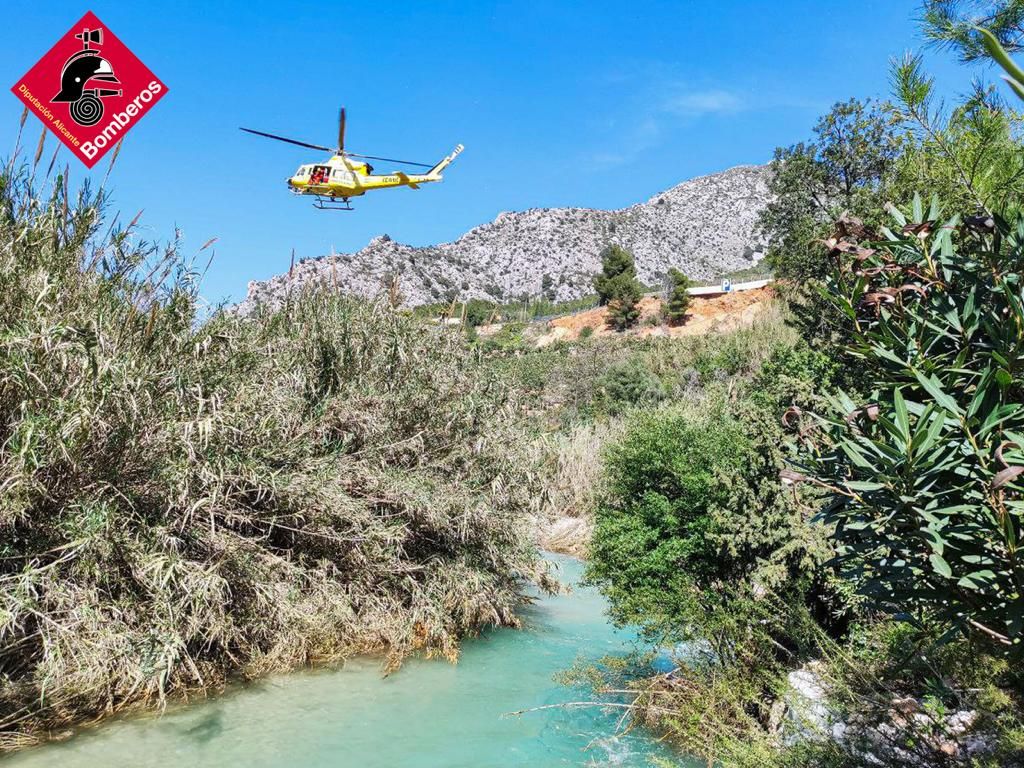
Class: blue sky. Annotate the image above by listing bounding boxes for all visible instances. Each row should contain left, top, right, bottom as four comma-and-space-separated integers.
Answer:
2, 1, 984, 304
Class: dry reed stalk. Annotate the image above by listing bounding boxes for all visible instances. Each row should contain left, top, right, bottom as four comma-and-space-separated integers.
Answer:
0, 167, 539, 750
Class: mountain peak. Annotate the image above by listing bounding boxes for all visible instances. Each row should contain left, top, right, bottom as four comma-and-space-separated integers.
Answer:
238, 164, 772, 314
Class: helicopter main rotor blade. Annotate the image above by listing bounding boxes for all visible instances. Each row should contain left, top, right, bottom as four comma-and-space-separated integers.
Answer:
240, 127, 334, 153
338, 107, 346, 154
345, 152, 433, 169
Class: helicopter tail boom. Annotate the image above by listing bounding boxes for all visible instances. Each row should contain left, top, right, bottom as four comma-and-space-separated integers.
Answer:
395, 172, 421, 189
426, 144, 464, 178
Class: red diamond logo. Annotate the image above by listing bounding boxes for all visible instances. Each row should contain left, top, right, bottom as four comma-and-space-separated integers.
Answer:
10, 11, 168, 168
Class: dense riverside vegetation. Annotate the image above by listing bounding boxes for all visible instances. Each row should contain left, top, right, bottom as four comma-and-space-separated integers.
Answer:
0, 165, 540, 749
575, 10, 1024, 768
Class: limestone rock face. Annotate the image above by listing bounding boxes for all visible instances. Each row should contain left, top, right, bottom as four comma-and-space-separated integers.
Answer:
237, 164, 772, 313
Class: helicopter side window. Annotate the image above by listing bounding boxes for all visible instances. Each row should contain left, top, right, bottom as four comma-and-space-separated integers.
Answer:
310, 165, 330, 185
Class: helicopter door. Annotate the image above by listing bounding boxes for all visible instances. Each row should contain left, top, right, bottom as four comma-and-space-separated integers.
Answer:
310, 165, 330, 185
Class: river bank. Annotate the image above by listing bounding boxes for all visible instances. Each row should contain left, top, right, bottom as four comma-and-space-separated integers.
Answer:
2, 555, 683, 768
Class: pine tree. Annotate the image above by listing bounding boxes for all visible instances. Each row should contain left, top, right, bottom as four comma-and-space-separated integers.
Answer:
593, 245, 643, 330
593, 245, 636, 303
607, 291, 641, 330
541, 273, 556, 301
664, 267, 691, 326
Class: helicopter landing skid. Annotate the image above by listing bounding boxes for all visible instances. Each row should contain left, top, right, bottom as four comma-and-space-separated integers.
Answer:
312, 196, 354, 211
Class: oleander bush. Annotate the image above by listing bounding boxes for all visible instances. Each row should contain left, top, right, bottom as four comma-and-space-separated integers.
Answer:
790, 196, 1024, 653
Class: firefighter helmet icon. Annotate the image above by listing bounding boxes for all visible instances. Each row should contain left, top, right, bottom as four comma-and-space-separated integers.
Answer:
52, 27, 121, 127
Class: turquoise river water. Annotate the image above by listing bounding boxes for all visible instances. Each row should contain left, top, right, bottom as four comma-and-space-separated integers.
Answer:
4, 555, 690, 768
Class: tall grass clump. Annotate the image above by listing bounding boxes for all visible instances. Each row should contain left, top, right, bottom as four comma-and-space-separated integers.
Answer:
0, 155, 538, 749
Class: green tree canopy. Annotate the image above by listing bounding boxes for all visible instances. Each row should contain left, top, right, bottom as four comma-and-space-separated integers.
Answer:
889, 52, 1024, 214
758, 98, 904, 283
593, 244, 638, 301
541, 273, 556, 301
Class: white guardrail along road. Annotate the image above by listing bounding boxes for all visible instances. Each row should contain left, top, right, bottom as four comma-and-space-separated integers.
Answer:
686, 278, 772, 297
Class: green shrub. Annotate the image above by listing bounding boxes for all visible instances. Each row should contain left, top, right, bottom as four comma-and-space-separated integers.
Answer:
587, 405, 747, 634
464, 297, 497, 326
595, 359, 665, 415
584, 394, 842, 766
691, 328, 777, 381
752, 342, 840, 412
587, 397, 830, 641
481, 321, 527, 352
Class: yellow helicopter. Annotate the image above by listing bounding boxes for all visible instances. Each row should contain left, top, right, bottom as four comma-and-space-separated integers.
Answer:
241, 107, 463, 210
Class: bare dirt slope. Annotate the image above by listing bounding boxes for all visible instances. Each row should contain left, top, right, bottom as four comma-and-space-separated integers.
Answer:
535, 286, 774, 346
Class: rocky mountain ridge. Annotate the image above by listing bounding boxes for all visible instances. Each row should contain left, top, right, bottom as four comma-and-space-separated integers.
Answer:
238, 164, 772, 312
